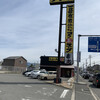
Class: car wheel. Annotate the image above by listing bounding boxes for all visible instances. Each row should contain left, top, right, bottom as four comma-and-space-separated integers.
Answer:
96, 83, 99, 88
31, 76, 33, 79
28, 74, 30, 77
44, 77, 47, 80
37, 75, 40, 79
93, 81, 95, 85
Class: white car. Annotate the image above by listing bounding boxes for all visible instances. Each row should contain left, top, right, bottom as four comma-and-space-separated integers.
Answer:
25, 70, 38, 77
89, 74, 94, 82
25, 71, 32, 77
30, 70, 46, 79
39, 71, 56, 80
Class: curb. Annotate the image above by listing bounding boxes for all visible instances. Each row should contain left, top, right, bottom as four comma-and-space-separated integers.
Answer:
44, 77, 75, 89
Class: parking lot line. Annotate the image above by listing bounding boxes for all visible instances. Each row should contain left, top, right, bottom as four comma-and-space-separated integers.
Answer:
88, 86, 98, 100
60, 89, 69, 98
71, 84, 75, 100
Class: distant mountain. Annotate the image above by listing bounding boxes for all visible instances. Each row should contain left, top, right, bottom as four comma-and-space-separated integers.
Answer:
27, 62, 32, 66
27, 62, 40, 67
27, 62, 40, 71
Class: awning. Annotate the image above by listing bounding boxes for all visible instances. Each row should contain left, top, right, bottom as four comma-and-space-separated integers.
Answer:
60, 65, 74, 69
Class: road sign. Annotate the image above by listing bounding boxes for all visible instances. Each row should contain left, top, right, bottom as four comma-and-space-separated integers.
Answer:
88, 37, 100, 52
50, 0, 74, 5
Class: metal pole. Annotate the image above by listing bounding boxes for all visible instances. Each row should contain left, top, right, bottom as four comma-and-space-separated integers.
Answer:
76, 34, 100, 83
90, 56, 91, 67
86, 59, 88, 71
89, 55, 91, 67
83, 63, 84, 72
78, 35, 100, 37
76, 35, 81, 83
56, 4, 63, 83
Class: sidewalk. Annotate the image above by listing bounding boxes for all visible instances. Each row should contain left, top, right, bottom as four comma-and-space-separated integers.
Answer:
45, 77, 75, 89
0, 71, 21, 74
75, 75, 95, 100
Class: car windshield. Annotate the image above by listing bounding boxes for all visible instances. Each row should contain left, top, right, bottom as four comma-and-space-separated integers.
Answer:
33, 70, 39, 73
40, 72, 46, 73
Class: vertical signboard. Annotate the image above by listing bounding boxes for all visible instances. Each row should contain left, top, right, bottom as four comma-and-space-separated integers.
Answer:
65, 5, 74, 65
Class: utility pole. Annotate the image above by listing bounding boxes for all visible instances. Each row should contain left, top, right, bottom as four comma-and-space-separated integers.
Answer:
86, 59, 88, 71
76, 34, 81, 83
93, 61, 95, 65
89, 55, 91, 67
83, 63, 84, 72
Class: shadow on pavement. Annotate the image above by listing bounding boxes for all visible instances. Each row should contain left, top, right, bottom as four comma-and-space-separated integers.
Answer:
89, 84, 100, 89
0, 82, 52, 85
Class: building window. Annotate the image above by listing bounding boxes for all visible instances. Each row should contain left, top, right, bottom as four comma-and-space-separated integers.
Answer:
20, 61, 23, 64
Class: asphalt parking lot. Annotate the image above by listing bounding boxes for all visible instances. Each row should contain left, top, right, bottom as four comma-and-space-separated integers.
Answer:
0, 74, 73, 100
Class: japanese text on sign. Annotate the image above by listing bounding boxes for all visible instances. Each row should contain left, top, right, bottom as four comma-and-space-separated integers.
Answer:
65, 5, 74, 53
49, 57, 64, 62
65, 5, 74, 65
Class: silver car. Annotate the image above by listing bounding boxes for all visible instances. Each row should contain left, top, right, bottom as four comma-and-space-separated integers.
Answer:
30, 70, 46, 79
89, 74, 94, 82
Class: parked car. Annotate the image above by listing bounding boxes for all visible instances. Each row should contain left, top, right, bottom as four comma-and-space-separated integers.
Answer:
22, 71, 29, 75
25, 70, 35, 77
81, 73, 86, 78
39, 71, 56, 80
89, 74, 94, 82
93, 73, 100, 87
30, 70, 47, 79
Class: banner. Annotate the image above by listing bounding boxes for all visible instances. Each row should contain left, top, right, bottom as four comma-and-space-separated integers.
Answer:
50, 0, 74, 5
65, 5, 74, 65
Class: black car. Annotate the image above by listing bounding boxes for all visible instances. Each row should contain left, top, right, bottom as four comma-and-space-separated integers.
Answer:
22, 71, 29, 75
93, 73, 100, 87
83, 73, 90, 79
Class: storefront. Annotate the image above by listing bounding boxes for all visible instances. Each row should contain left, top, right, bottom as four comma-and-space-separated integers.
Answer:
60, 65, 74, 77
40, 56, 74, 78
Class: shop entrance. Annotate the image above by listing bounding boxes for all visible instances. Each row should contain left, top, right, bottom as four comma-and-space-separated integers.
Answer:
61, 68, 71, 77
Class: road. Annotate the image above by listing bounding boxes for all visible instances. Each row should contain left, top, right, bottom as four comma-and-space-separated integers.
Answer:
79, 75, 100, 100
0, 74, 72, 100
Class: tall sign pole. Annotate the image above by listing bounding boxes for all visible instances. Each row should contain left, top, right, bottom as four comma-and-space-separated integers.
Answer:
57, 4, 63, 82
49, 0, 74, 83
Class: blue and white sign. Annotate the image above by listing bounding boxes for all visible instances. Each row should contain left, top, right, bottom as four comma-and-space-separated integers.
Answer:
88, 37, 100, 52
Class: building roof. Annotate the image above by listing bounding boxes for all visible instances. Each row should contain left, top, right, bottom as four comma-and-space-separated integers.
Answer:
4, 56, 27, 61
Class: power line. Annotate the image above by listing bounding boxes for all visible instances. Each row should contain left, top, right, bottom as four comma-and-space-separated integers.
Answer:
81, 54, 100, 61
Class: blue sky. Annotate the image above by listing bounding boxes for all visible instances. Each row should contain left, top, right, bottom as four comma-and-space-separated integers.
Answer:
0, 0, 100, 65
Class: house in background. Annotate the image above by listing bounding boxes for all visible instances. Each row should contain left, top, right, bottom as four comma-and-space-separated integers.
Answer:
2, 56, 27, 72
